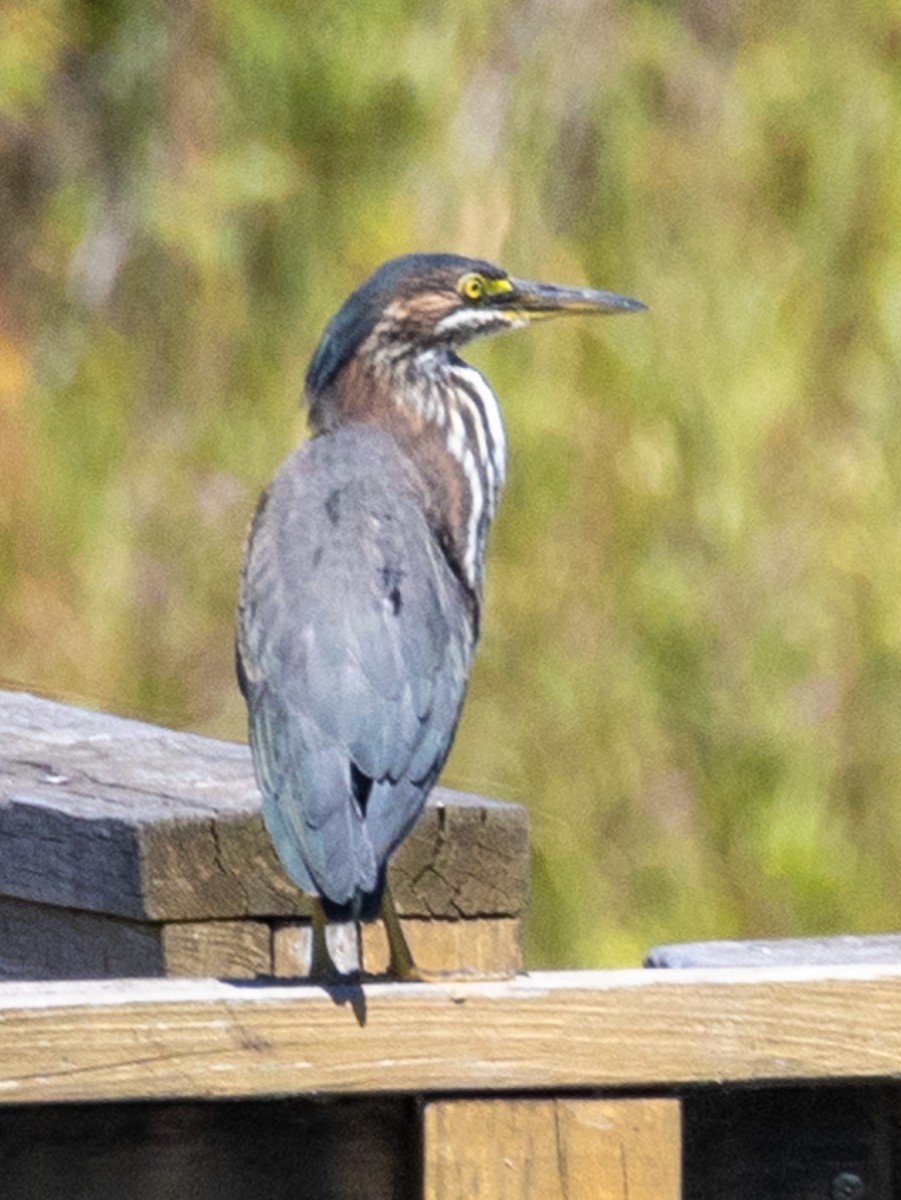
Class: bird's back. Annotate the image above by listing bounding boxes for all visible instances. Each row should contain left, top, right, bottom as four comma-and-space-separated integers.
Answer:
237, 425, 475, 920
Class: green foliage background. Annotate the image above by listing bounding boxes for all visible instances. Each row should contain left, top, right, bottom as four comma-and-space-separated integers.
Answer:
2, 0, 901, 966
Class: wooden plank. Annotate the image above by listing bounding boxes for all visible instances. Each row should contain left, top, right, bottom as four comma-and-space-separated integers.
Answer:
271, 917, 522, 977
424, 1098, 681, 1199
391, 796, 529, 920
0, 898, 275, 982
361, 915, 522, 975
3, 966, 901, 1104
0, 689, 528, 922
646, 934, 901, 969
0, 896, 165, 981
161, 921, 272, 979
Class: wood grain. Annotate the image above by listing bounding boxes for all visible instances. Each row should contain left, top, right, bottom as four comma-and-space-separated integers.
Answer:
160, 921, 272, 979
271, 917, 522, 977
424, 1098, 681, 1199
2, 965, 901, 1104
0, 689, 528, 921
361, 915, 522, 975
0, 901, 271, 982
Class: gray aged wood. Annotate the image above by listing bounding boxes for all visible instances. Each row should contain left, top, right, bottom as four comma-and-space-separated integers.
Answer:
0, 689, 528, 923
0, 897, 273, 981
645, 934, 901, 969
0, 896, 166, 981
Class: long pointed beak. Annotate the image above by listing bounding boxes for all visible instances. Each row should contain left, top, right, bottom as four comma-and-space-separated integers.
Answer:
505, 278, 647, 319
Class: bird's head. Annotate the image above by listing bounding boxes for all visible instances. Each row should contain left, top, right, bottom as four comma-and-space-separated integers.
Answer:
305, 253, 646, 398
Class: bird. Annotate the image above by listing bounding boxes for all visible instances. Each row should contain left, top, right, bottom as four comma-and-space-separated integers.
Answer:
236, 252, 646, 979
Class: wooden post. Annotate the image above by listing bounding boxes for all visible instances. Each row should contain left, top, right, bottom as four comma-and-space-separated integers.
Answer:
424, 1097, 681, 1199
0, 689, 528, 981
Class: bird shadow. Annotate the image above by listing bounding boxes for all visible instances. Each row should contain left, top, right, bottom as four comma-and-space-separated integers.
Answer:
224, 974, 368, 1027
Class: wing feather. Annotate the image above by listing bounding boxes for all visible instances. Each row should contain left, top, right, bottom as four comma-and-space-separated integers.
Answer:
237, 427, 475, 911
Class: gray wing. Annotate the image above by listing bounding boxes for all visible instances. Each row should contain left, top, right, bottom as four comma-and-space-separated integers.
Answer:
237, 427, 475, 913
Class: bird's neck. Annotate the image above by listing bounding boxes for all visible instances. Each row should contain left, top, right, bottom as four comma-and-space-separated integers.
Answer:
308, 348, 507, 595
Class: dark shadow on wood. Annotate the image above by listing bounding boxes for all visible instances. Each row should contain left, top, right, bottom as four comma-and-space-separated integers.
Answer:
682, 1082, 895, 1200
225, 974, 367, 1026
0, 1096, 416, 1200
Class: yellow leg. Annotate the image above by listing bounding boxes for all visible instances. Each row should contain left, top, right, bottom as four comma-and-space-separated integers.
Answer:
380, 883, 517, 982
380, 882, 419, 979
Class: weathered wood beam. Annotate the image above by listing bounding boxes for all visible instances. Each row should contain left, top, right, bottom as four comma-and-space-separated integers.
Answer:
646, 934, 901, 968
0, 689, 528, 923
3, 965, 901, 1104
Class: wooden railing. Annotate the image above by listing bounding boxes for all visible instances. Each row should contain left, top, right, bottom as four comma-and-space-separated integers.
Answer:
2, 689, 899, 1198
2, 965, 900, 1197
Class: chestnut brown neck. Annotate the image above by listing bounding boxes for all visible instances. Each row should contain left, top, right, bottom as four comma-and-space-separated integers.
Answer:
306, 345, 506, 598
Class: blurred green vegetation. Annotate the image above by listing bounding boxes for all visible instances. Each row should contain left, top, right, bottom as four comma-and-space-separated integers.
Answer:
3, 0, 901, 967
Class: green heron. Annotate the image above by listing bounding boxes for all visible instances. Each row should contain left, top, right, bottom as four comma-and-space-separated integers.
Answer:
236, 253, 645, 979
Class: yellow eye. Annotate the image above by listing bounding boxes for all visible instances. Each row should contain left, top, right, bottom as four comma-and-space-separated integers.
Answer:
458, 273, 484, 302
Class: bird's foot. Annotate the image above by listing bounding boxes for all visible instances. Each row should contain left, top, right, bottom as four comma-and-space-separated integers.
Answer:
378, 883, 516, 981
388, 962, 516, 984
